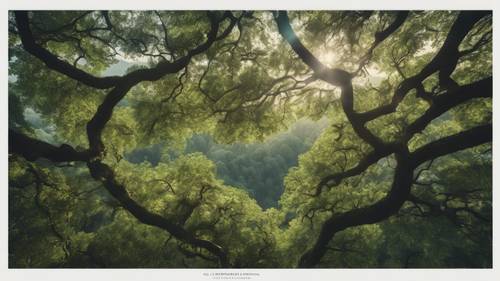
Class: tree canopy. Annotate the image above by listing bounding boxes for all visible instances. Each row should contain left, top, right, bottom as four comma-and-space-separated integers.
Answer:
8, 10, 492, 268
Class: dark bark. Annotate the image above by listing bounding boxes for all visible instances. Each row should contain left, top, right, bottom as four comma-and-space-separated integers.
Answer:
14, 11, 121, 89
274, 11, 351, 87
14, 11, 239, 91
9, 10, 492, 269
373, 12, 409, 44
9, 129, 89, 162
299, 151, 414, 267
276, 11, 388, 149
12, 10, 240, 268
9, 129, 232, 265
358, 11, 490, 123
86, 160, 229, 267
275, 10, 492, 267
86, 12, 237, 157
405, 76, 492, 139
86, 83, 134, 157
83, 12, 237, 266
410, 123, 492, 167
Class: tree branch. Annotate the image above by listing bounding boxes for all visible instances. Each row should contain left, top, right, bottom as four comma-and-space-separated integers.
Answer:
357, 11, 490, 123
14, 11, 121, 89
274, 11, 351, 87
315, 148, 393, 195
411, 123, 492, 167
275, 11, 398, 149
354, 11, 409, 75
299, 152, 414, 267
86, 12, 239, 157
9, 129, 90, 162
86, 160, 229, 267
405, 76, 492, 139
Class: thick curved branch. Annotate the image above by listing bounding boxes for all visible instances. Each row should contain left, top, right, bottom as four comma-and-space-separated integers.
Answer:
340, 83, 387, 148
82, 12, 239, 266
308, 117, 491, 267
82, 15, 237, 265
358, 11, 491, 123
10, 133, 230, 266
276, 11, 491, 268
411, 123, 492, 167
9, 129, 90, 162
276, 11, 442, 150
275, 11, 385, 149
274, 11, 351, 87
315, 70, 491, 196
374, 11, 410, 44
308, 137, 489, 264
307, 122, 491, 266
86, 83, 134, 156
86, 161, 229, 267
86, 12, 239, 156
405, 76, 492, 139
299, 152, 414, 267
12, 11, 240, 268
275, 11, 327, 74
14, 11, 121, 89
14, 11, 239, 91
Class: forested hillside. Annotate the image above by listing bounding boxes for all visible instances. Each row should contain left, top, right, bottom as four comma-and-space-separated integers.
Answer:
8, 10, 492, 268
127, 119, 328, 208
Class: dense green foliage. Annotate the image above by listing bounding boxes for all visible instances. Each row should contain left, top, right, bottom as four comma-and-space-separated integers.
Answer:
127, 119, 328, 208
8, 10, 492, 268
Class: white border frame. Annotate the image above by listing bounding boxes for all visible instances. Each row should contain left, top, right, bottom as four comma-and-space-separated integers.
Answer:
1, 1, 498, 280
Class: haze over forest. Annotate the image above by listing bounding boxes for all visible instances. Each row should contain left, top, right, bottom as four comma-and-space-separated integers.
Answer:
8, 10, 492, 268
